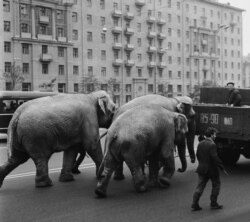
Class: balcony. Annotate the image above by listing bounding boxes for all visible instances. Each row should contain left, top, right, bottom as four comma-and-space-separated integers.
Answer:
147, 16, 156, 23
125, 60, 135, 67
21, 32, 31, 38
39, 16, 49, 24
124, 12, 134, 20
147, 61, 156, 68
202, 65, 209, 71
112, 59, 123, 66
112, 26, 123, 34
37, 34, 53, 41
157, 18, 166, 25
157, 62, 167, 69
135, 0, 146, 6
112, 42, 123, 49
147, 31, 157, 38
112, 9, 122, 17
124, 27, 134, 35
124, 44, 135, 51
58, 36, 67, 42
157, 33, 166, 39
147, 46, 157, 53
157, 48, 167, 54
40, 54, 53, 62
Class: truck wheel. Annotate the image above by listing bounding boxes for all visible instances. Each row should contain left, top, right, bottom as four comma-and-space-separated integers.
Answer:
218, 148, 240, 166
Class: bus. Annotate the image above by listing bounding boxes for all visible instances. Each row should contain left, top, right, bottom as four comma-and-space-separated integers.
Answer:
0, 91, 58, 138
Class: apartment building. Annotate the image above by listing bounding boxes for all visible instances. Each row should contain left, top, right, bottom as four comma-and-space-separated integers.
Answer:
1, 0, 244, 106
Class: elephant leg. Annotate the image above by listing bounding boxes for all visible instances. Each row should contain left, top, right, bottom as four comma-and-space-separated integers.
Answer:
72, 149, 86, 174
147, 154, 160, 188
159, 148, 175, 187
124, 156, 147, 193
113, 161, 125, 181
87, 143, 103, 179
33, 157, 53, 187
95, 151, 117, 198
0, 149, 29, 188
59, 147, 78, 182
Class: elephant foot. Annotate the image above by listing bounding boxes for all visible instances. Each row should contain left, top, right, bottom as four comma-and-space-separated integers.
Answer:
159, 177, 171, 188
113, 173, 125, 181
72, 168, 81, 174
147, 179, 160, 188
95, 187, 107, 198
59, 172, 75, 182
35, 176, 53, 188
135, 184, 147, 193
190, 156, 196, 163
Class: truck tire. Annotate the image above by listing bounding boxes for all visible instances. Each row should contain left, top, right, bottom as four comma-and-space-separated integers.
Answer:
218, 148, 240, 166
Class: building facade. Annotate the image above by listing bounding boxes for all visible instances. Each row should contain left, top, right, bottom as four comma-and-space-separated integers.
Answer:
1, 0, 244, 105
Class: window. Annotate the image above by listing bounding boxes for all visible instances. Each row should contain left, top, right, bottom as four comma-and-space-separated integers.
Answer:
73, 66, 79, 75
101, 84, 107, 91
126, 95, 132, 103
101, 33, 106, 43
158, 84, 163, 93
178, 71, 181, 78
72, 30, 78, 40
74, 84, 79, 93
100, 16, 105, 26
87, 49, 93, 59
168, 0, 171, 8
168, 56, 172, 64
73, 48, 78, 58
42, 63, 48, 74
4, 21, 10, 32
168, 70, 172, 78
4, 42, 11, 52
72, 12, 78, 22
57, 10, 63, 20
101, 50, 106, 60
58, 47, 64, 57
148, 84, 153, 93
22, 44, 29, 54
22, 63, 29, 74
58, 83, 66, 93
101, 67, 106, 77
87, 0, 92, 7
22, 83, 31, 91
168, 28, 172, 36
186, 71, 190, 79
5, 62, 11, 73
88, 66, 93, 75
138, 68, 142, 77
87, 32, 92, 41
138, 54, 142, 62
126, 84, 131, 93
126, 67, 131, 77
87, 14, 92, 24
113, 84, 120, 92
59, 65, 64, 75
42, 45, 48, 54
57, 28, 64, 37
114, 67, 119, 76
168, 14, 172, 23
177, 85, 182, 95
21, 23, 29, 33
137, 23, 141, 32
3, 0, 10, 12
100, 0, 105, 9
136, 7, 141, 16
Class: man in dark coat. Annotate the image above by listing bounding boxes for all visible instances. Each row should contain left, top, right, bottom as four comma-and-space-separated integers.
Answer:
191, 127, 225, 211
226, 82, 242, 107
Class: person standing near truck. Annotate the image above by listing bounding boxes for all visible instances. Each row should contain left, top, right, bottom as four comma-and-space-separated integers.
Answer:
191, 127, 225, 211
226, 82, 242, 107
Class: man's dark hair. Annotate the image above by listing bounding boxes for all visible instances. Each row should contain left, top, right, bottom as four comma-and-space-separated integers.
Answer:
204, 127, 218, 137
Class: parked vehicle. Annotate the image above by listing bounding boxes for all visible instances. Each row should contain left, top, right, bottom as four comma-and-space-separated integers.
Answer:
0, 91, 58, 135
193, 87, 250, 165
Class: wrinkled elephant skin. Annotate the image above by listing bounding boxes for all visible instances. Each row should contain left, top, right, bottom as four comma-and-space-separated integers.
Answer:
0, 91, 116, 189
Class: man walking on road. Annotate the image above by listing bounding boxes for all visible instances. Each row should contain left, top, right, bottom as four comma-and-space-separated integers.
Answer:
191, 127, 225, 211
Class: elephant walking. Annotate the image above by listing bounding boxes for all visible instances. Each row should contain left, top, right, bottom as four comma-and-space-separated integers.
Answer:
95, 105, 188, 198
0, 91, 116, 188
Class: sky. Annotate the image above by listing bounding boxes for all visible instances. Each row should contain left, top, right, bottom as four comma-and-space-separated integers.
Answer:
219, 0, 250, 56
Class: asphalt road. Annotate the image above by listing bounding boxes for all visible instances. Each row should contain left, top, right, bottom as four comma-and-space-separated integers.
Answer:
1, 140, 250, 222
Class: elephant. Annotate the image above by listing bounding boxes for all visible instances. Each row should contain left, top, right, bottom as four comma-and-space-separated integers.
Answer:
95, 104, 188, 198
72, 94, 196, 176
0, 90, 116, 188
110, 94, 196, 180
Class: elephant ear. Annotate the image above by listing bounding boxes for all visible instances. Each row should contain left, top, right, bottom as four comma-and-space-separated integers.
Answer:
98, 97, 106, 115
175, 114, 188, 134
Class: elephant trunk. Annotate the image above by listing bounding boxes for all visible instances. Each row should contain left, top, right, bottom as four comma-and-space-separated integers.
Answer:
186, 119, 196, 163
175, 133, 187, 173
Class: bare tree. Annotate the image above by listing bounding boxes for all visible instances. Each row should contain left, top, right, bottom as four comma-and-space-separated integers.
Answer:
1, 63, 24, 90
80, 75, 100, 94
39, 78, 57, 92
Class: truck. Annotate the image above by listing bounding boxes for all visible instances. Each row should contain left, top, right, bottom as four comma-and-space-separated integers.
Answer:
193, 87, 250, 165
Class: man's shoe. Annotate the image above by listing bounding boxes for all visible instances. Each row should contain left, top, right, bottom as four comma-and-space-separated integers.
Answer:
211, 203, 223, 210
191, 204, 202, 211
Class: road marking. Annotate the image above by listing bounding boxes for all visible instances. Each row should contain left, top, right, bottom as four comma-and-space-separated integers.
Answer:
5, 163, 95, 180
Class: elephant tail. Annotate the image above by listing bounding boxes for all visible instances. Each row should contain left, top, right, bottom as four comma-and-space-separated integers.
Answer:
97, 130, 108, 145
7, 109, 22, 158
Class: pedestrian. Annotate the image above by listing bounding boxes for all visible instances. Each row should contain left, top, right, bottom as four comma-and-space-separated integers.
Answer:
226, 82, 242, 107
191, 127, 224, 211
